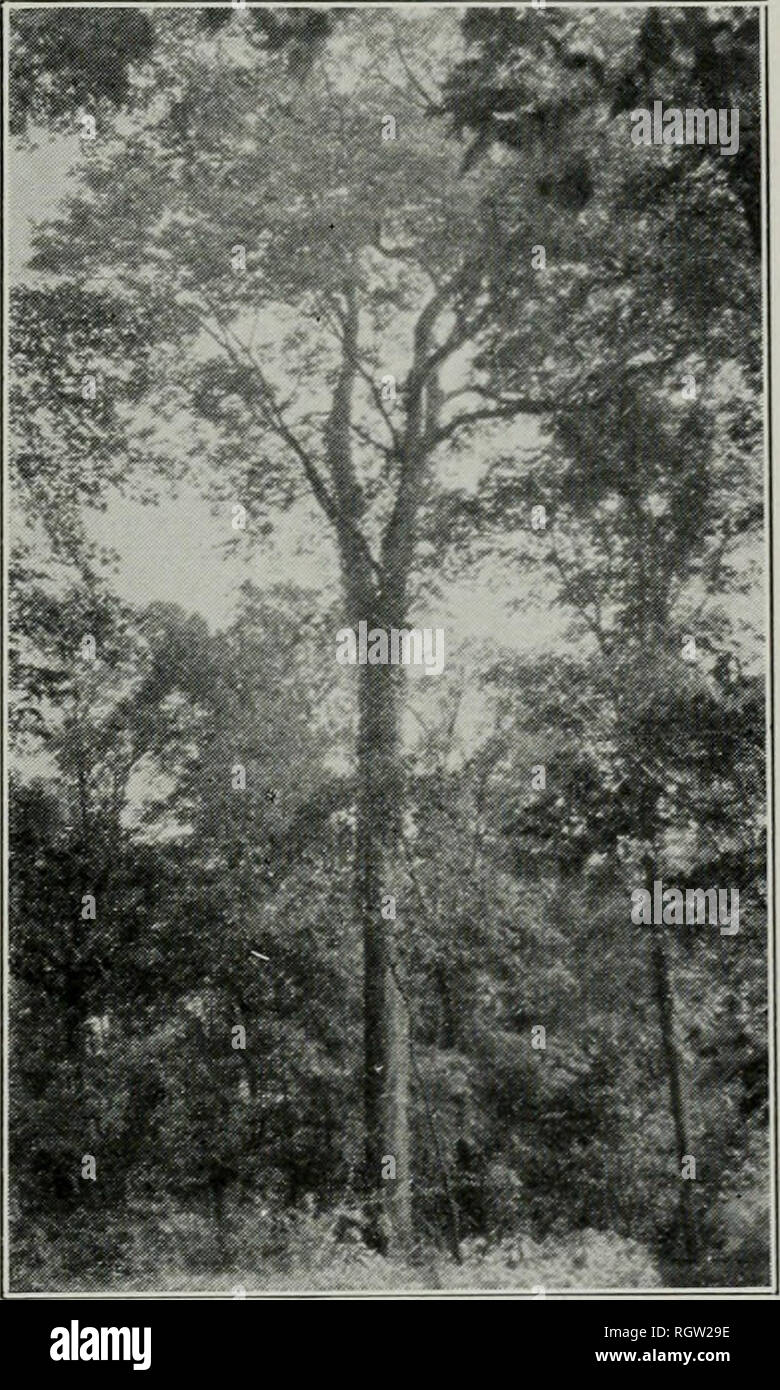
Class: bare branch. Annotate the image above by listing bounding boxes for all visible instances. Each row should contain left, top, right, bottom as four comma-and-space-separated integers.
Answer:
431, 396, 559, 446
389, 13, 440, 110
349, 420, 396, 460
194, 296, 344, 528
351, 356, 402, 456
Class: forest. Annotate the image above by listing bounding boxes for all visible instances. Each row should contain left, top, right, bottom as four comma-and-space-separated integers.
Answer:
7, 4, 769, 1293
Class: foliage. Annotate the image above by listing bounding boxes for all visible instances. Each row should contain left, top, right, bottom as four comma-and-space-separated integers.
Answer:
7, 5, 768, 1291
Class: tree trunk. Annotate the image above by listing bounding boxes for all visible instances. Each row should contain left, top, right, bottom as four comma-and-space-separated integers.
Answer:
649, 924, 699, 1264
356, 649, 411, 1253
322, 271, 434, 1255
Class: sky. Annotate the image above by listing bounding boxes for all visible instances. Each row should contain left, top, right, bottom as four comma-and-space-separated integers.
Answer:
7, 120, 565, 792
8, 125, 566, 662
7, 78, 766, 691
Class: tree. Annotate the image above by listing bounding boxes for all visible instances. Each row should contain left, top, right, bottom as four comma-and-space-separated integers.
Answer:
8, 5, 336, 137
23, 6, 603, 1250
442, 6, 760, 255
9, 4, 766, 1286
483, 358, 764, 1266
436, 5, 763, 1258
610, 6, 761, 257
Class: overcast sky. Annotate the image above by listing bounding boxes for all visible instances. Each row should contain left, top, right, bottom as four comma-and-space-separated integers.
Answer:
8, 122, 764, 677
8, 126, 571, 666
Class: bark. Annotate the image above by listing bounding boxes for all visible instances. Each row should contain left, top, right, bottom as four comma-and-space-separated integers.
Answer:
320, 273, 448, 1252
641, 852, 698, 1265
435, 960, 457, 1051
321, 275, 416, 1252
355, 648, 412, 1251
649, 930, 698, 1263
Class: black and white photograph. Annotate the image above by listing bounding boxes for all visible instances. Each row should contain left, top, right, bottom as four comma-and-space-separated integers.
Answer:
2, 0, 774, 1306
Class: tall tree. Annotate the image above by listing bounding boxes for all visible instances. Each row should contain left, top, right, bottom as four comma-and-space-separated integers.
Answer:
485, 361, 763, 1265
437, 5, 763, 1264
11, 4, 765, 1281
23, 8, 595, 1248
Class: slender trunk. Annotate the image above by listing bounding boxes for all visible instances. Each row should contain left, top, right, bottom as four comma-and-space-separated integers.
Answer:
435, 960, 457, 1050
649, 931, 698, 1262
356, 650, 411, 1252
642, 853, 698, 1264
